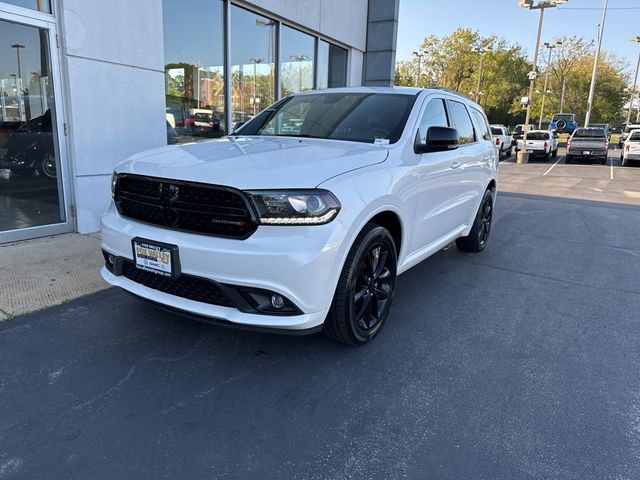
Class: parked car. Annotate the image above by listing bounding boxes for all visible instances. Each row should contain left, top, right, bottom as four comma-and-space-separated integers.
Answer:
188, 108, 225, 138
620, 129, 640, 167
101, 87, 499, 345
490, 125, 512, 158
620, 123, 640, 147
549, 113, 578, 134
0, 109, 56, 179
512, 124, 536, 151
515, 130, 559, 161
566, 128, 609, 165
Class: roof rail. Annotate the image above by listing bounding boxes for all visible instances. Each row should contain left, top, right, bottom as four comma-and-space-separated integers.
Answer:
429, 86, 476, 103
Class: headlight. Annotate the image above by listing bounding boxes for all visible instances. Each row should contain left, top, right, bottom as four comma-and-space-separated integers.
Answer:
246, 190, 341, 225
111, 172, 118, 198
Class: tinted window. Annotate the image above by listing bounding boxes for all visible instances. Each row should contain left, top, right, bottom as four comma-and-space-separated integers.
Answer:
629, 132, 640, 141
317, 41, 348, 89
449, 101, 475, 145
527, 132, 550, 141
491, 128, 502, 135
237, 93, 416, 144
417, 99, 448, 144
471, 108, 491, 141
574, 129, 605, 138
553, 114, 574, 122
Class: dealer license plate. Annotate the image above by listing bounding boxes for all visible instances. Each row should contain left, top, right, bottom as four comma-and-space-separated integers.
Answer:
132, 238, 179, 277
583, 151, 591, 155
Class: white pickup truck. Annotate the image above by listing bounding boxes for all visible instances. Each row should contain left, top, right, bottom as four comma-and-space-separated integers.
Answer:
621, 128, 640, 167
490, 125, 512, 158
516, 130, 559, 161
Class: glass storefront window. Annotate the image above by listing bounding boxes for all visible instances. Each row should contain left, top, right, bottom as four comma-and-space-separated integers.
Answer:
0, 19, 64, 233
0, 1, 51, 14
317, 40, 348, 89
230, 6, 276, 128
280, 25, 314, 97
162, 0, 225, 144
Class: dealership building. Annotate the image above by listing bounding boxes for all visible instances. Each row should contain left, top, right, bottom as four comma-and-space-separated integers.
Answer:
0, 0, 400, 243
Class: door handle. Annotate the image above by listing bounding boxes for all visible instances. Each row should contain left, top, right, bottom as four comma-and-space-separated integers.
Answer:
451, 160, 462, 169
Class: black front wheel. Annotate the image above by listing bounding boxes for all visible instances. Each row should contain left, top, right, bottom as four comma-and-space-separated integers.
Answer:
324, 224, 397, 345
456, 189, 494, 253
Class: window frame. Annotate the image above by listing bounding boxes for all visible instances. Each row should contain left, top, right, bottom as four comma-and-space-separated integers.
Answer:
415, 97, 450, 146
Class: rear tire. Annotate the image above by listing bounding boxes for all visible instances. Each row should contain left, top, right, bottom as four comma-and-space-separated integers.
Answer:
456, 189, 494, 253
552, 148, 558, 158
565, 154, 572, 164
323, 224, 397, 346
600, 157, 607, 166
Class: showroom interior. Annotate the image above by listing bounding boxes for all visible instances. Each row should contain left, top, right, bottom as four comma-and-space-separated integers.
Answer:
0, 0, 398, 244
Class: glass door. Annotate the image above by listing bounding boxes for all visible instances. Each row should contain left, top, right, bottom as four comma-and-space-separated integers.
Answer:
0, 11, 70, 243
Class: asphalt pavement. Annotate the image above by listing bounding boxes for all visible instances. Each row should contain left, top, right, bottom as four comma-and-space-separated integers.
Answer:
1, 164, 640, 479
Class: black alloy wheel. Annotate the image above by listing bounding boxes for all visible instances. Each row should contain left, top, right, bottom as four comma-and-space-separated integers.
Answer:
324, 224, 397, 345
456, 188, 494, 253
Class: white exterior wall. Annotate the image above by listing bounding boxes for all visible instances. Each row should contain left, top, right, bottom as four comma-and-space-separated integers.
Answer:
59, 0, 167, 233
58, 0, 368, 234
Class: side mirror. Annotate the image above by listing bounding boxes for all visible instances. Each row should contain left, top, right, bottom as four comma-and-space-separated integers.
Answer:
415, 126, 460, 154
232, 121, 246, 133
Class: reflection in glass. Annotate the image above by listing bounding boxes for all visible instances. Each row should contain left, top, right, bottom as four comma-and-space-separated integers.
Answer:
0, 19, 64, 234
317, 40, 348, 89
0, 0, 51, 13
280, 26, 314, 97
230, 6, 276, 127
162, 0, 225, 144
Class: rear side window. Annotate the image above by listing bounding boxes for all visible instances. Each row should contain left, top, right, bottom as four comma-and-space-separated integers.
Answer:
417, 98, 449, 144
449, 100, 476, 145
629, 132, 640, 141
471, 108, 491, 141
491, 128, 502, 135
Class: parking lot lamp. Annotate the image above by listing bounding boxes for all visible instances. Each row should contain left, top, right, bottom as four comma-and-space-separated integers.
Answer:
539, 40, 561, 129
412, 50, 425, 86
517, 0, 567, 164
474, 46, 492, 104
584, 0, 609, 127
626, 36, 640, 125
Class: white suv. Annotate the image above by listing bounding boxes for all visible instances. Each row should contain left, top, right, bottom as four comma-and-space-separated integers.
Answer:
101, 87, 498, 345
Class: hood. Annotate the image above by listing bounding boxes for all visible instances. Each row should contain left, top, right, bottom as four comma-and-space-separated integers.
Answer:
116, 136, 389, 190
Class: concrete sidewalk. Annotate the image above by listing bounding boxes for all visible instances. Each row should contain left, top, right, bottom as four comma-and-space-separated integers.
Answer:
0, 233, 106, 320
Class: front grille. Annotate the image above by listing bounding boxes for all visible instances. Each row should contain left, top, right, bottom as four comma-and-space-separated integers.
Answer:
114, 174, 257, 239
121, 260, 233, 307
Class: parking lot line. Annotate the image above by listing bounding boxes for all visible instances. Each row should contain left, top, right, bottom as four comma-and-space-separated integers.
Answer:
543, 157, 563, 176
610, 160, 614, 180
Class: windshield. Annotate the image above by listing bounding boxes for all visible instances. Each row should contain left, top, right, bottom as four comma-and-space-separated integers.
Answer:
553, 114, 574, 122
574, 129, 605, 138
527, 132, 549, 141
491, 128, 502, 135
234, 92, 417, 144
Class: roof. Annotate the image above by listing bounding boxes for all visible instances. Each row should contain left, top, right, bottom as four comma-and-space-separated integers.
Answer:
298, 86, 479, 104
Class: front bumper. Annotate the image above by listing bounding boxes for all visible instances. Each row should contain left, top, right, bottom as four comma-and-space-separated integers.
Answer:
100, 203, 349, 331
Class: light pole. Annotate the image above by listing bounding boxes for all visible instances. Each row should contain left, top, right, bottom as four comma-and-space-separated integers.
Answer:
290, 55, 308, 92
584, 0, 609, 127
256, 18, 276, 98
539, 40, 561, 128
10, 43, 25, 83
626, 36, 640, 125
412, 50, 425, 86
517, 0, 568, 164
474, 46, 492, 104
250, 57, 263, 115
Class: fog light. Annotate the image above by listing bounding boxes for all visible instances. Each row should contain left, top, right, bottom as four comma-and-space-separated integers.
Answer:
108, 254, 116, 266
271, 294, 285, 309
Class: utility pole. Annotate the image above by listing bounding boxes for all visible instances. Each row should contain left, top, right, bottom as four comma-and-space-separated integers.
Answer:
584, 0, 609, 127
626, 36, 640, 125
412, 50, 425, 86
475, 46, 492, 104
560, 78, 567, 113
539, 41, 561, 129
517, 0, 568, 164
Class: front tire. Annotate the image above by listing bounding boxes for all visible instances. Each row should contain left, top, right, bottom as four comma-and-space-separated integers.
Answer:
456, 189, 494, 253
324, 224, 397, 345
565, 154, 573, 164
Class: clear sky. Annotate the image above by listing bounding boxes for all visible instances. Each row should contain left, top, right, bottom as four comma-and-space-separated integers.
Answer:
397, 0, 640, 75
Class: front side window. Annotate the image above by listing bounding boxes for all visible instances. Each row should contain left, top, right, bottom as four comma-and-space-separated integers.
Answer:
162, 0, 225, 144
448, 100, 476, 145
280, 26, 315, 96
417, 98, 448, 144
236, 93, 416, 145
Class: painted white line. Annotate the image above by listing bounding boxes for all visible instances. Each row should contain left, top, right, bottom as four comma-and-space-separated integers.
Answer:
610, 160, 614, 180
542, 157, 563, 176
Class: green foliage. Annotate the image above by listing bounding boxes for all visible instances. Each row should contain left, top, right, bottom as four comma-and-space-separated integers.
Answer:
396, 29, 631, 127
